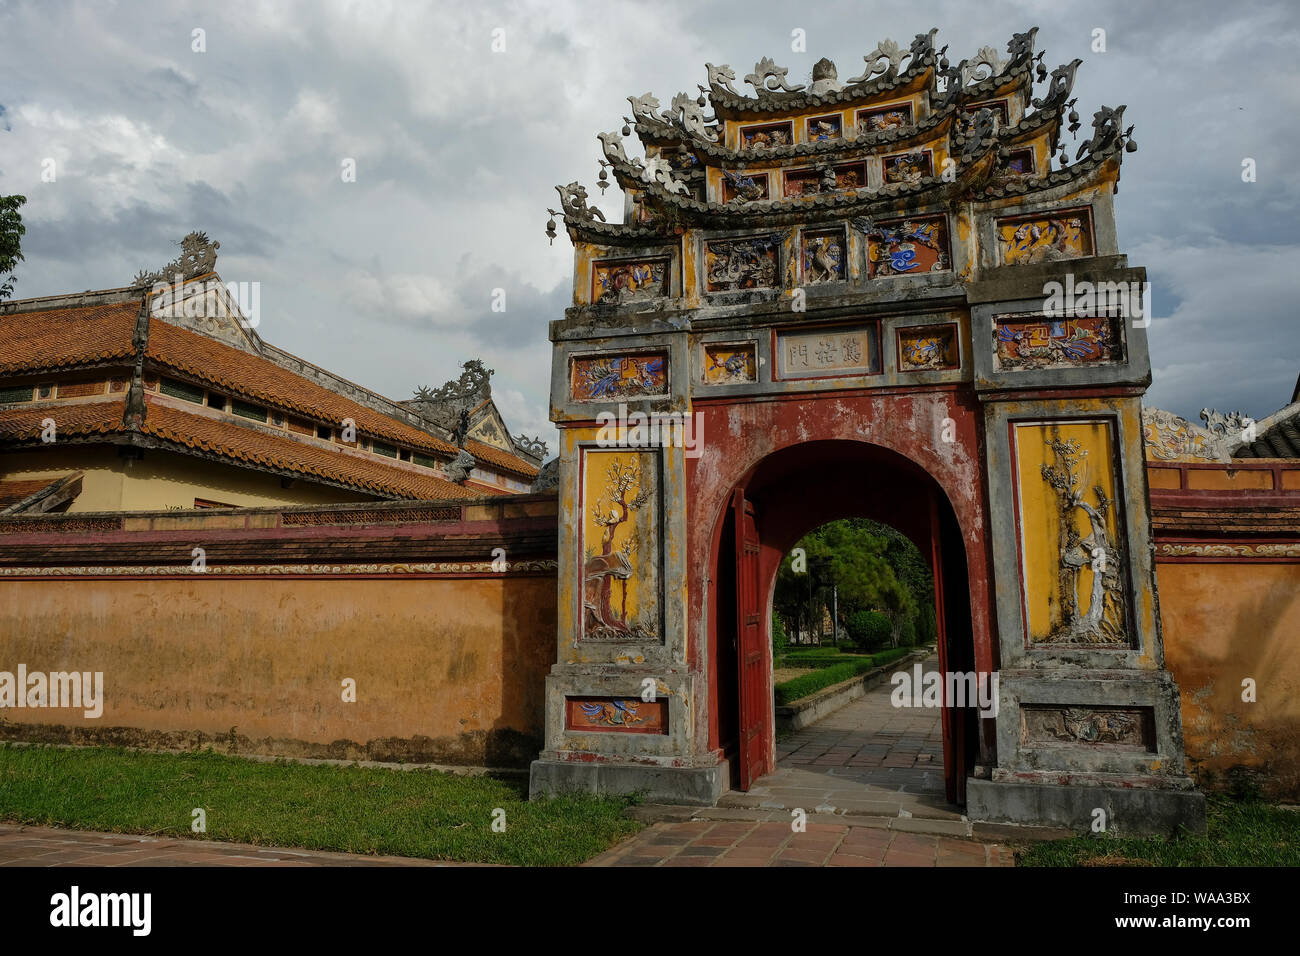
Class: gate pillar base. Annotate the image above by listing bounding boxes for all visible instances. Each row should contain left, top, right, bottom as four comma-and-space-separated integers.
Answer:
966, 777, 1205, 836
529, 757, 726, 807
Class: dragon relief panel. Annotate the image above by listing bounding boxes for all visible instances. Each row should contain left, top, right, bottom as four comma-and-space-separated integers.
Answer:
783, 162, 866, 198
860, 215, 951, 278
898, 325, 959, 370
856, 102, 914, 134
570, 352, 668, 402
581, 450, 661, 643
881, 149, 933, 185
1021, 706, 1153, 749
721, 169, 770, 204
702, 343, 757, 385
704, 234, 783, 292
806, 114, 843, 142
738, 121, 793, 149
994, 316, 1123, 371
566, 696, 668, 733
592, 257, 670, 305
998, 210, 1094, 265
1015, 423, 1130, 646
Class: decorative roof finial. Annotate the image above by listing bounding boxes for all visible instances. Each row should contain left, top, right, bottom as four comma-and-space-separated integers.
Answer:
132, 231, 220, 288
808, 57, 841, 94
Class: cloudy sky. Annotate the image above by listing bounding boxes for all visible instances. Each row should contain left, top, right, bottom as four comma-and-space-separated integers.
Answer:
2, 0, 1297, 444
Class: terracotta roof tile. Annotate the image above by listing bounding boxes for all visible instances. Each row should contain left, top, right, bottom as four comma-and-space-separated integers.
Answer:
465, 438, 540, 479
143, 320, 459, 457
0, 398, 128, 440
1234, 407, 1300, 459
140, 402, 487, 500
0, 477, 70, 508
0, 301, 138, 375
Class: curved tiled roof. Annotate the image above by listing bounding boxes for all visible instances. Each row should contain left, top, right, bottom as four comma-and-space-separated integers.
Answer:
143, 319, 459, 457
0, 396, 488, 499
1233, 408, 1300, 459
0, 301, 138, 374
636, 96, 958, 163
139, 402, 487, 499
465, 438, 540, 479
0, 397, 128, 440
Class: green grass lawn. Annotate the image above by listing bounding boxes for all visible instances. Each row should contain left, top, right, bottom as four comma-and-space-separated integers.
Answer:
0, 743, 640, 866
1017, 796, 1300, 867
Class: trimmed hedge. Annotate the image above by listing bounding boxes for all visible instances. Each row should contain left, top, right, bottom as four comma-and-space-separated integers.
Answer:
774, 658, 877, 705
870, 647, 911, 668
773, 646, 917, 704
780, 648, 871, 668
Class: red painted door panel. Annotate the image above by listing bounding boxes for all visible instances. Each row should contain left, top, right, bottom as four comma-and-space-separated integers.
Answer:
733, 490, 767, 790
930, 492, 965, 804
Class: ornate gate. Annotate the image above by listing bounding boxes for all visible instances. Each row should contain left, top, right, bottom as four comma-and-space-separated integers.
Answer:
529, 26, 1205, 833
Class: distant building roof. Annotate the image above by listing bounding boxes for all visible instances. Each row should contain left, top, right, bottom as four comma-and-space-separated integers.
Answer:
0, 287, 545, 496
1232, 402, 1300, 460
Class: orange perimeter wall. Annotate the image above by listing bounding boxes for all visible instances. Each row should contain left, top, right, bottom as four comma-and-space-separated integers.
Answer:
1158, 561, 1300, 800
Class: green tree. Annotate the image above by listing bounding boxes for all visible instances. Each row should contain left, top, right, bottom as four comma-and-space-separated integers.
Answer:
0, 195, 27, 301
773, 519, 918, 647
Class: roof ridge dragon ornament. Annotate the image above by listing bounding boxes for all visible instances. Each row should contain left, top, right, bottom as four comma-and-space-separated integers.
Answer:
744, 57, 805, 94
846, 29, 935, 85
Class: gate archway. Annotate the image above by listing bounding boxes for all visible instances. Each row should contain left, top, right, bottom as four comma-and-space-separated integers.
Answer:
530, 26, 1205, 833
706, 438, 980, 803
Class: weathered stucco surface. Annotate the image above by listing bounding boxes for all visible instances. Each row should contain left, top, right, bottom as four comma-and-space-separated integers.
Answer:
1158, 561, 1300, 800
0, 575, 555, 766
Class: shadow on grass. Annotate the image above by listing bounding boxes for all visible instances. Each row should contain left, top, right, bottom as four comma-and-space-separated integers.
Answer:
0, 743, 641, 867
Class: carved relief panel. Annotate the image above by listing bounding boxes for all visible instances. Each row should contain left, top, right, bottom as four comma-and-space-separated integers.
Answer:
580, 448, 662, 644
1012, 420, 1131, 647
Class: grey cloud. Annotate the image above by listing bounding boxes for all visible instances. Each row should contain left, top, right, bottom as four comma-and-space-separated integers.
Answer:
0, 0, 1296, 437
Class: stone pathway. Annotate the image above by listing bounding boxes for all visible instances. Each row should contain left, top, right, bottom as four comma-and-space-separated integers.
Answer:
0, 824, 448, 866
723, 652, 956, 820
594, 653, 1015, 865
588, 819, 1012, 867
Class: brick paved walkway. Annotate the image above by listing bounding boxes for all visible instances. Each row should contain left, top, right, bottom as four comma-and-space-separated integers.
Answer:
0, 824, 448, 867
593, 653, 1015, 865
588, 819, 1012, 867
721, 653, 957, 820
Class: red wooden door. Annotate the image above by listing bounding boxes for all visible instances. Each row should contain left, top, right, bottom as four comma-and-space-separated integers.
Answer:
733, 489, 767, 790
929, 492, 965, 804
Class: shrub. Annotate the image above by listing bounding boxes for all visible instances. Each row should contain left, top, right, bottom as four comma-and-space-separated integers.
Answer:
846, 609, 892, 650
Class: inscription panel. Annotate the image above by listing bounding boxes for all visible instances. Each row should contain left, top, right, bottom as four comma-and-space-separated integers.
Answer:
775, 325, 879, 380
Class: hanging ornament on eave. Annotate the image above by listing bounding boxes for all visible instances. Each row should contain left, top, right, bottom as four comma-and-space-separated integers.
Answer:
545, 208, 559, 245
597, 160, 610, 194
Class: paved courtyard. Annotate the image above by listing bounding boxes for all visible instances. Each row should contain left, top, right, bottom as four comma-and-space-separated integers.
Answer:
588, 819, 1011, 867
593, 655, 1012, 866
0, 824, 450, 866
723, 656, 955, 820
